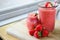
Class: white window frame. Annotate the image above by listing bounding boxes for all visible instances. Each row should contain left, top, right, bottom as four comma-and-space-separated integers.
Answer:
0, 0, 43, 26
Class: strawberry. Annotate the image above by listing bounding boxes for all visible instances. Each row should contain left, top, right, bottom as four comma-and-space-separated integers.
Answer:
34, 31, 41, 38
45, 2, 53, 8
29, 30, 35, 36
35, 24, 42, 31
42, 29, 49, 37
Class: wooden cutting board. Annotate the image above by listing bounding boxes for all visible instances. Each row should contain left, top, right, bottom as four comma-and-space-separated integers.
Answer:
6, 19, 60, 40
0, 19, 60, 40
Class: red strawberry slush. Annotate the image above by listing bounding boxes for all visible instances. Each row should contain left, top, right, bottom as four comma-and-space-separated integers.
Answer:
39, 7, 56, 32
27, 13, 38, 30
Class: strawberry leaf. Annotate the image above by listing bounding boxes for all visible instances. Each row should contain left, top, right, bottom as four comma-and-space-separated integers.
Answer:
38, 31, 42, 37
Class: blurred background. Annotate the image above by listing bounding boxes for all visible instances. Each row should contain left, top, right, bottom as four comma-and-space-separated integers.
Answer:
0, 0, 60, 26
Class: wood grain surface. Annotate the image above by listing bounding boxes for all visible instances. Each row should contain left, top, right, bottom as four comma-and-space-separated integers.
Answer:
0, 19, 60, 40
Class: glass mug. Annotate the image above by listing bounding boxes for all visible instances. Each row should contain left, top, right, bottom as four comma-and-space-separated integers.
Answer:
38, 2, 60, 32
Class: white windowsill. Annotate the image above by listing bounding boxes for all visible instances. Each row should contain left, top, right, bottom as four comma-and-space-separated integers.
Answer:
0, 11, 37, 26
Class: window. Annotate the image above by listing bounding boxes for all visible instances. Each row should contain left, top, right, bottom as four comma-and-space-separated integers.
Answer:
0, 0, 43, 26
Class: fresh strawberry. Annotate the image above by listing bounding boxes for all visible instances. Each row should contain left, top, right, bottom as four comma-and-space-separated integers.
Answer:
34, 31, 41, 38
35, 24, 42, 31
42, 29, 49, 37
45, 2, 53, 8
29, 30, 35, 36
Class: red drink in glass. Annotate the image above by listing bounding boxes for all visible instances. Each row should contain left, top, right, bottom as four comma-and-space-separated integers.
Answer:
27, 13, 38, 30
38, 6, 56, 32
